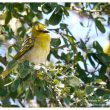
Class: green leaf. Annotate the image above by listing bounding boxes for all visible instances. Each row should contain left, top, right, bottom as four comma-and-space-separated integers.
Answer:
30, 3, 41, 12
51, 49, 60, 59
74, 52, 84, 63
11, 78, 20, 92
36, 88, 45, 100
13, 3, 24, 12
85, 85, 94, 95
78, 39, 87, 51
66, 35, 74, 45
42, 3, 54, 14
64, 97, 70, 105
65, 76, 82, 87
103, 94, 110, 100
12, 9, 20, 18
61, 52, 71, 63
0, 87, 7, 96
51, 38, 61, 47
99, 65, 107, 79
95, 18, 106, 33
91, 53, 110, 66
65, 3, 71, 9
96, 89, 108, 97
17, 60, 32, 78
49, 7, 63, 25
76, 64, 91, 83
62, 7, 69, 16
75, 89, 85, 98
6, 4, 13, 10
53, 79, 59, 85
60, 23, 68, 29
4, 10, 12, 25
88, 95, 101, 106
35, 78, 44, 87
8, 46, 14, 57
95, 79, 106, 85
0, 3, 4, 10
0, 66, 3, 73
93, 41, 103, 53
2, 98, 11, 107
3, 25, 14, 39
94, 53, 110, 65
25, 88, 33, 100
87, 53, 96, 68
97, 17, 106, 22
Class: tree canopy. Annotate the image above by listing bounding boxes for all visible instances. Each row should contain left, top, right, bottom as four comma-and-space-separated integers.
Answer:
0, 3, 110, 107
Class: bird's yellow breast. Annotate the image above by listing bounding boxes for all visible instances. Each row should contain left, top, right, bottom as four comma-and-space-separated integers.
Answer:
22, 37, 51, 64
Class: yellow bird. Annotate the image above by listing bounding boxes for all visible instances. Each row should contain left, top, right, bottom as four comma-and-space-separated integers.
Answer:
0, 23, 51, 78
103, 41, 110, 55
103, 38, 110, 76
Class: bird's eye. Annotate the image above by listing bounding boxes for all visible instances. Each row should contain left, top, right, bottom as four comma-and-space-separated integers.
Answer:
38, 30, 49, 33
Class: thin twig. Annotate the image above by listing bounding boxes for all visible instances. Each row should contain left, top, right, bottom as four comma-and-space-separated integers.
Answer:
86, 21, 93, 39
72, 6, 102, 13
18, 99, 25, 107
95, 23, 98, 36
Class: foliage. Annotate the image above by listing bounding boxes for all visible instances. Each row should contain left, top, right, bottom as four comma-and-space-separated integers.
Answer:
0, 2, 110, 107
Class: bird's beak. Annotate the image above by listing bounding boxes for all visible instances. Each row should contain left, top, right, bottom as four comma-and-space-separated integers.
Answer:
38, 29, 49, 33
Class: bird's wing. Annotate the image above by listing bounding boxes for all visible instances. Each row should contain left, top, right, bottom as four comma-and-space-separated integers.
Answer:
0, 38, 35, 79
14, 37, 35, 60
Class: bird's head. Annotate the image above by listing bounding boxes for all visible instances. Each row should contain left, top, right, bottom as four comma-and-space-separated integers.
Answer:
32, 23, 49, 38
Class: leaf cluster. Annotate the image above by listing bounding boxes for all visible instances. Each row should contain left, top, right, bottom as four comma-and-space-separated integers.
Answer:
0, 3, 110, 107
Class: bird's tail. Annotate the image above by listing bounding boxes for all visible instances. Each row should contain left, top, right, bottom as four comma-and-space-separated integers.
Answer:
0, 69, 11, 79
0, 60, 18, 79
